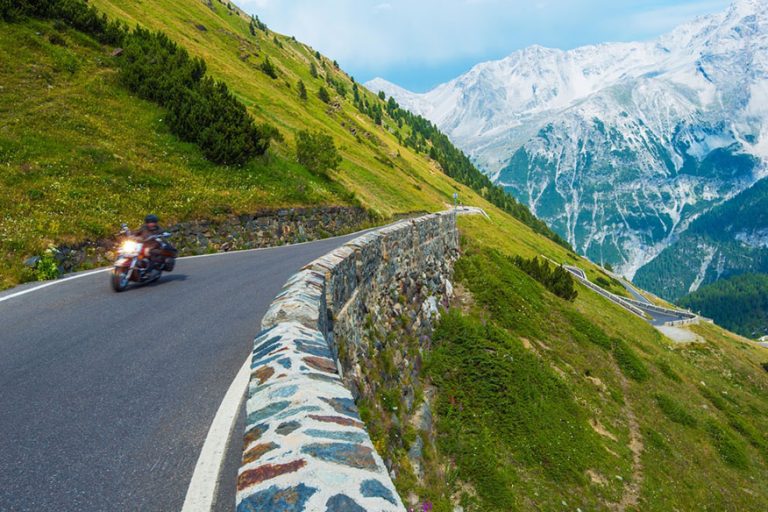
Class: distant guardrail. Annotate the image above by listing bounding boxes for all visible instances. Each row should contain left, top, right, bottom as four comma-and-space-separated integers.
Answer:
563, 266, 647, 319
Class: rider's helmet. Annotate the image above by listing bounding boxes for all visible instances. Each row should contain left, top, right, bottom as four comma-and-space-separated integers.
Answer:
144, 214, 159, 228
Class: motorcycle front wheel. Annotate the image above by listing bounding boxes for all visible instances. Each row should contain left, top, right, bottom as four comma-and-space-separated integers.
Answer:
111, 267, 130, 292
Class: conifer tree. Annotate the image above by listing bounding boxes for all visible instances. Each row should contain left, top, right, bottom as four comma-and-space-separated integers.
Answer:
297, 79, 307, 100
318, 86, 331, 104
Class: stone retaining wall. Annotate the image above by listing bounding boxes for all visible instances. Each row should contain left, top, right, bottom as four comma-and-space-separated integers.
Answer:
237, 211, 460, 512
41, 206, 372, 275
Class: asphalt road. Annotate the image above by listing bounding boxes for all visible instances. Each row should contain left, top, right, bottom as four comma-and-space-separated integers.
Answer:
564, 265, 691, 326
0, 231, 369, 511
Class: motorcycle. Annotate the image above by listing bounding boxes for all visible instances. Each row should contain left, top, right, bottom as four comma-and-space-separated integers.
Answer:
111, 224, 178, 292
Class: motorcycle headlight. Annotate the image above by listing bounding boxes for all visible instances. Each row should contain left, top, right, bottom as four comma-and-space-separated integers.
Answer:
120, 239, 140, 255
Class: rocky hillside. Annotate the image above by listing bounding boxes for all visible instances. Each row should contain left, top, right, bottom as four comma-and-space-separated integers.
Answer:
368, 0, 768, 284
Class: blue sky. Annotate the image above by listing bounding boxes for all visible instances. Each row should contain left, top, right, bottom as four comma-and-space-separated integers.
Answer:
239, 0, 730, 92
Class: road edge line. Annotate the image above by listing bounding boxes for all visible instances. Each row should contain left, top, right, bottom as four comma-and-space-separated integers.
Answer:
181, 355, 250, 512
0, 227, 381, 304
0, 269, 109, 304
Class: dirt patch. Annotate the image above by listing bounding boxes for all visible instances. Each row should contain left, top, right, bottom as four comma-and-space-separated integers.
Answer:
586, 375, 607, 392
590, 418, 618, 441
451, 282, 475, 314
608, 369, 645, 512
588, 469, 609, 486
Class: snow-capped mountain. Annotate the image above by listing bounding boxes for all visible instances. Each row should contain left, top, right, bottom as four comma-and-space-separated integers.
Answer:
366, 0, 768, 286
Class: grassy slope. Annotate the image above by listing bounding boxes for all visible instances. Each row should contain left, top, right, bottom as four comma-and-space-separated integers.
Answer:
0, 18, 351, 287
421, 214, 768, 511
1, 0, 558, 288
90, 0, 482, 218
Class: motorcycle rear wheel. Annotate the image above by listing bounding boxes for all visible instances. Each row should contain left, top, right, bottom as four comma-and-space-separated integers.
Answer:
111, 268, 130, 292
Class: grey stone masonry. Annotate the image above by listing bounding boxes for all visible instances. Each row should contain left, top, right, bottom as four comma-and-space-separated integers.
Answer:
237, 211, 462, 512
42, 206, 372, 275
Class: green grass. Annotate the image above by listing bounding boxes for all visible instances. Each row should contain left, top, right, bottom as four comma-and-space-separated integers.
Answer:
406, 216, 768, 511
1, 0, 550, 288
0, 19, 352, 287
655, 393, 698, 427
428, 309, 610, 510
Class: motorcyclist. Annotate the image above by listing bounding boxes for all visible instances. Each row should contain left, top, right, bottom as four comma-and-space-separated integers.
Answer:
134, 214, 162, 240
132, 214, 166, 272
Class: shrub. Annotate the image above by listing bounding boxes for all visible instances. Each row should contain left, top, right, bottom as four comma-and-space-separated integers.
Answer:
34, 249, 60, 281
48, 32, 66, 46
119, 27, 275, 165
297, 79, 307, 100
295, 130, 341, 176
655, 393, 698, 427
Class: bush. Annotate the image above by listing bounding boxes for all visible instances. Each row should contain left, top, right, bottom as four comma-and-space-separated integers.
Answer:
2, 0, 125, 44
48, 32, 66, 46
297, 79, 307, 100
511, 256, 577, 301
119, 27, 275, 165
295, 130, 341, 176
34, 249, 60, 281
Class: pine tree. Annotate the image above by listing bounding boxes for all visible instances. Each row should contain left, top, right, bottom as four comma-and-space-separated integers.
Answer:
260, 56, 277, 79
318, 86, 331, 104
309, 62, 318, 79
297, 79, 307, 100
295, 130, 342, 176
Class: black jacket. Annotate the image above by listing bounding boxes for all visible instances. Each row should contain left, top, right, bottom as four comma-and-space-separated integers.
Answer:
133, 224, 162, 241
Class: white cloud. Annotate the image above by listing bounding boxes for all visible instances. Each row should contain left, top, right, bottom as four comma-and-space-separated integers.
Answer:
238, 0, 731, 88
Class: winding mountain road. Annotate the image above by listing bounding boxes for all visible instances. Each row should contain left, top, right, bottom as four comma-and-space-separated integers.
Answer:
0, 230, 373, 512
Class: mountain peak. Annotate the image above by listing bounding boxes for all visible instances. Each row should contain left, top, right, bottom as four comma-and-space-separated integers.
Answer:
370, 0, 768, 279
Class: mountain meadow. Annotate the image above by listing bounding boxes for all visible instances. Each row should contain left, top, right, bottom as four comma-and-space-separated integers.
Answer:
2, 0, 768, 510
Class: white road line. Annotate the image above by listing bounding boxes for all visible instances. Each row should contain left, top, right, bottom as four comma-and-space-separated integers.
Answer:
181, 355, 250, 512
0, 269, 109, 304
0, 227, 380, 305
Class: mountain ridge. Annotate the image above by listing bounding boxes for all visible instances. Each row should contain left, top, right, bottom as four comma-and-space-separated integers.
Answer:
367, 0, 768, 284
